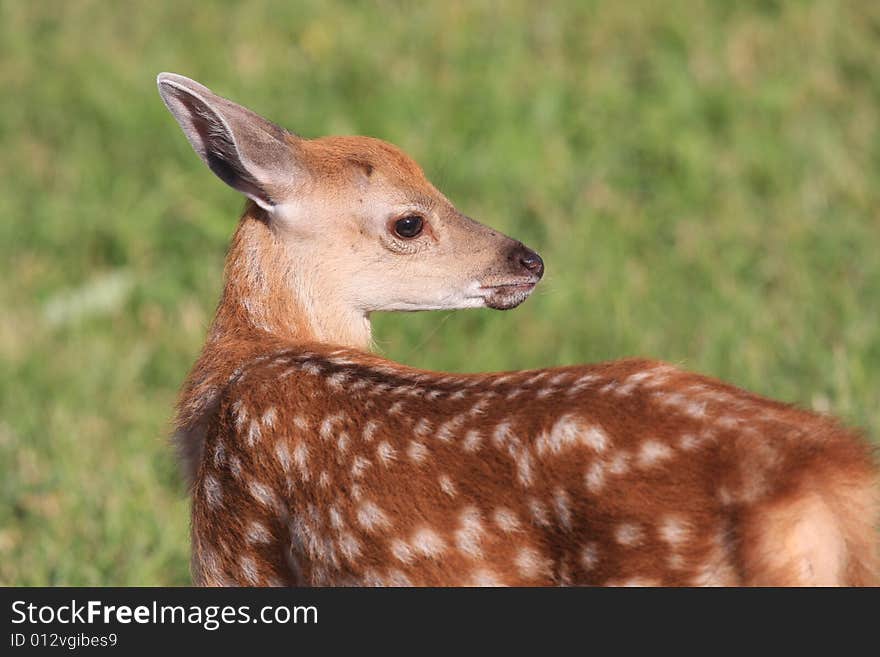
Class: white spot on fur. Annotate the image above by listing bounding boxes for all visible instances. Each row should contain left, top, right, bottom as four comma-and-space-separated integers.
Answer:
246, 419, 261, 446
469, 569, 505, 586
326, 371, 350, 391
357, 501, 391, 532
528, 497, 551, 526
439, 474, 457, 497
385, 569, 413, 587
239, 555, 260, 585
403, 437, 427, 462
319, 413, 343, 441
411, 528, 446, 558
717, 485, 734, 506
615, 523, 644, 547
203, 475, 222, 508
261, 407, 277, 429
667, 553, 686, 570
582, 425, 610, 453
553, 488, 573, 530
493, 507, 522, 533
613, 381, 638, 396
463, 429, 482, 452
249, 481, 278, 509
659, 516, 688, 546
293, 444, 309, 480
683, 401, 707, 419
515, 546, 550, 580
350, 378, 370, 392
637, 439, 675, 468
377, 441, 398, 465
351, 455, 371, 478
524, 371, 548, 386
337, 431, 350, 454
567, 373, 600, 395
413, 417, 432, 437
228, 454, 242, 479
247, 521, 272, 544
584, 461, 606, 494
437, 414, 466, 442
232, 400, 248, 431
607, 451, 630, 476
363, 420, 379, 443
293, 415, 309, 431
492, 421, 515, 448
455, 507, 484, 557
338, 532, 362, 563
275, 441, 292, 473
626, 370, 653, 385
536, 415, 609, 455
468, 397, 491, 416
642, 366, 675, 389
388, 400, 405, 415
390, 538, 415, 564
301, 361, 323, 376
516, 449, 535, 487
213, 441, 226, 468
328, 505, 344, 531
690, 539, 738, 586
580, 543, 599, 570
558, 559, 573, 586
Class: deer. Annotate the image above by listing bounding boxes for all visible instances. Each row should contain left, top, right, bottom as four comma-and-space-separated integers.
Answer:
157, 72, 879, 587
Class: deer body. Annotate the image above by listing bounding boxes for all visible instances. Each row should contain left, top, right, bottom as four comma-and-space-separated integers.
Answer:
159, 74, 879, 586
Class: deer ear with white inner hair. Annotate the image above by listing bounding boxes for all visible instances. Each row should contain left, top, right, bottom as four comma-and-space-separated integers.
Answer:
156, 72, 306, 211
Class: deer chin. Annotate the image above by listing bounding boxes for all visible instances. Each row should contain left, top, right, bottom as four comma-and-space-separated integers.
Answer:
480, 281, 538, 310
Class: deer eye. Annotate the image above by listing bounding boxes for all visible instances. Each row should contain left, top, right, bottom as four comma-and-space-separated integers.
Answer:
393, 215, 424, 239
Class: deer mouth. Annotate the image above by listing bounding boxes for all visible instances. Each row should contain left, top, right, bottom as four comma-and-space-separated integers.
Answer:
480, 280, 539, 310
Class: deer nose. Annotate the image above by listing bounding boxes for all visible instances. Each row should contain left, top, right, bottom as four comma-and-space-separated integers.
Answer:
513, 244, 544, 279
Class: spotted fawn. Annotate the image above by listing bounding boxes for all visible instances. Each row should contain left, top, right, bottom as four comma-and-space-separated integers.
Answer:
158, 73, 878, 586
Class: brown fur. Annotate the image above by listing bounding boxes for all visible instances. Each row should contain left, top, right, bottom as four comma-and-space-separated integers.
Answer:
182, 333, 878, 586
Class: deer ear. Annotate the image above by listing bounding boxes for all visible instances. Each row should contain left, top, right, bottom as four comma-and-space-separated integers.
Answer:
157, 72, 304, 210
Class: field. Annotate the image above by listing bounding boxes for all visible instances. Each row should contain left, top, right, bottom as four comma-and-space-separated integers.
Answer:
1, 0, 878, 585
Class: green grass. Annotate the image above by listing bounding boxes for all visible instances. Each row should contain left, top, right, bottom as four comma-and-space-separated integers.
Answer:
1, 0, 878, 585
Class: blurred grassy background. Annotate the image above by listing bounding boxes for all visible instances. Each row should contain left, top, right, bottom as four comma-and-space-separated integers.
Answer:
1, 0, 878, 585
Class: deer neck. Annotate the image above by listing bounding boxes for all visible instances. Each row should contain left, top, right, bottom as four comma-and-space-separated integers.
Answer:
208, 203, 373, 352
174, 204, 372, 486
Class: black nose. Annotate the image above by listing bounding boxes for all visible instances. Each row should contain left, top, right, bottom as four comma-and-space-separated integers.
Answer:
513, 244, 544, 279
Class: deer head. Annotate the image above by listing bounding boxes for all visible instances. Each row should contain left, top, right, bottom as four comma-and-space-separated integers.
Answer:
157, 73, 544, 350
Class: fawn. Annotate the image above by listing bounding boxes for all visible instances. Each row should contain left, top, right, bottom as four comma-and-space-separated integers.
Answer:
158, 73, 878, 586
